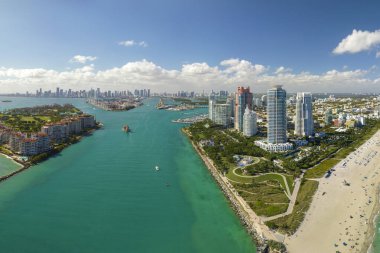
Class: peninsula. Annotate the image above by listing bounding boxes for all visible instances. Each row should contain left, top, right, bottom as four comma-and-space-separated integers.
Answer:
183, 88, 380, 253
0, 104, 100, 180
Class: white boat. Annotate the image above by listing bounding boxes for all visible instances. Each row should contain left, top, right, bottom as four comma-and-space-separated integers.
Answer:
155, 166, 159, 171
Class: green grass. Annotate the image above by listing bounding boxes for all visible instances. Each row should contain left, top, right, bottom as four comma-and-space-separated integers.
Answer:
255, 174, 289, 193
304, 158, 340, 179
228, 169, 293, 194
226, 168, 252, 183
234, 181, 290, 217
285, 175, 295, 193
265, 180, 319, 234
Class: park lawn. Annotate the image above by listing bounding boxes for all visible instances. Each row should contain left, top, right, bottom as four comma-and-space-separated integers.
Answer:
20, 116, 37, 122
284, 174, 295, 193
264, 180, 319, 235
304, 158, 340, 179
226, 168, 252, 183
234, 181, 290, 217
35, 116, 52, 121
254, 173, 289, 194
227, 167, 293, 196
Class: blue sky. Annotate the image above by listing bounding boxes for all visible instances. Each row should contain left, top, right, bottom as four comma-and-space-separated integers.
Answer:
0, 0, 380, 93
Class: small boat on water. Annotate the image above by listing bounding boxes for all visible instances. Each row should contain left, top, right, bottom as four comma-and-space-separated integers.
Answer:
1, 100, 12, 103
122, 125, 131, 132
155, 165, 159, 171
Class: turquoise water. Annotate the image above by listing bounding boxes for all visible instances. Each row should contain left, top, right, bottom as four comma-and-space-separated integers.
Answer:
0, 97, 256, 253
0, 154, 22, 177
372, 215, 380, 252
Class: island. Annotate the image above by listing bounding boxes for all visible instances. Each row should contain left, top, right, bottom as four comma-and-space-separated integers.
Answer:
0, 104, 100, 181
156, 97, 207, 111
87, 97, 142, 111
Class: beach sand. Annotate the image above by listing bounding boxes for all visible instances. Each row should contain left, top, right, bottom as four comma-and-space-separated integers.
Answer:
285, 130, 380, 253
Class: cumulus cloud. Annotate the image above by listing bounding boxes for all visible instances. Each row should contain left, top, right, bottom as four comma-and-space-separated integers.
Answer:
118, 40, 148, 47
70, 55, 97, 64
333, 29, 380, 55
0, 58, 379, 93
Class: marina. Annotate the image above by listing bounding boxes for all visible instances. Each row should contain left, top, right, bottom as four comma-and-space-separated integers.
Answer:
172, 114, 208, 124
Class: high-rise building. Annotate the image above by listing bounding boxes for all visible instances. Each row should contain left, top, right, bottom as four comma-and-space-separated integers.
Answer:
226, 97, 234, 117
208, 92, 216, 121
208, 93, 232, 127
294, 92, 314, 137
243, 106, 257, 137
261, 95, 267, 107
213, 103, 232, 127
267, 85, 287, 144
234, 87, 253, 131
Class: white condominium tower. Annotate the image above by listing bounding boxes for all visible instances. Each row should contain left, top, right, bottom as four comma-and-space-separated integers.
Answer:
294, 92, 314, 137
208, 93, 232, 127
208, 92, 216, 121
243, 106, 257, 137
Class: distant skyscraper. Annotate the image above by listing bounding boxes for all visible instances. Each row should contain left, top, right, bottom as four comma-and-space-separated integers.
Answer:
243, 106, 257, 137
234, 87, 253, 131
294, 92, 314, 137
324, 108, 333, 125
267, 85, 287, 144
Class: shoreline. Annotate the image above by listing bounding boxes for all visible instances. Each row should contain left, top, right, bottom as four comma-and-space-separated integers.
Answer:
182, 128, 283, 252
0, 126, 101, 184
366, 185, 380, 253
286, 130, 380, 253
0, 152, 24, 168
0, 152, 30, 183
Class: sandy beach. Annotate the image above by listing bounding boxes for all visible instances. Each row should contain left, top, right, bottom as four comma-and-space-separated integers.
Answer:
285, 130, 380, 253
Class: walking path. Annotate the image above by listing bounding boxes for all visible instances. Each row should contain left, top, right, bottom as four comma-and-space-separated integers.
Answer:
229, 164, 305, 224
231, 168, 292, 198
261, 176, 302, 222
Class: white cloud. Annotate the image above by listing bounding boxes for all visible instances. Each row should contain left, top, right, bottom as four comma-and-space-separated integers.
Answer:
70, 55, 97, 64
275, 66, 292, 75
377, 51, 380, 58
118, 40, 148, 47
0, 58, 379, 93
333, 29, 380, 55
139, 41, 148, 47
118, 40, 136, 47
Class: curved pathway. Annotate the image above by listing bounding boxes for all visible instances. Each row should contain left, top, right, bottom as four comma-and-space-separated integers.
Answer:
230, 166, 305, 223
231, 168, 292, 198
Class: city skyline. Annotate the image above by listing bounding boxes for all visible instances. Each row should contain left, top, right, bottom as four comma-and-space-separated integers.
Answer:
1, 1, 380, 93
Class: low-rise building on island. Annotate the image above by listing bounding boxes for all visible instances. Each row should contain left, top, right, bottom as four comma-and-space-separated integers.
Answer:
0, 104, 99, 159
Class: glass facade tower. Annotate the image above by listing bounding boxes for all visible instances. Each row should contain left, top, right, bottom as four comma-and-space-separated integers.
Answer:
267, 85, 287, 144
294, 92, 314, 136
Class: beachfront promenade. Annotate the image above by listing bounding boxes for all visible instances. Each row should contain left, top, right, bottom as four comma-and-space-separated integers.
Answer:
285, 130, 380, 253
